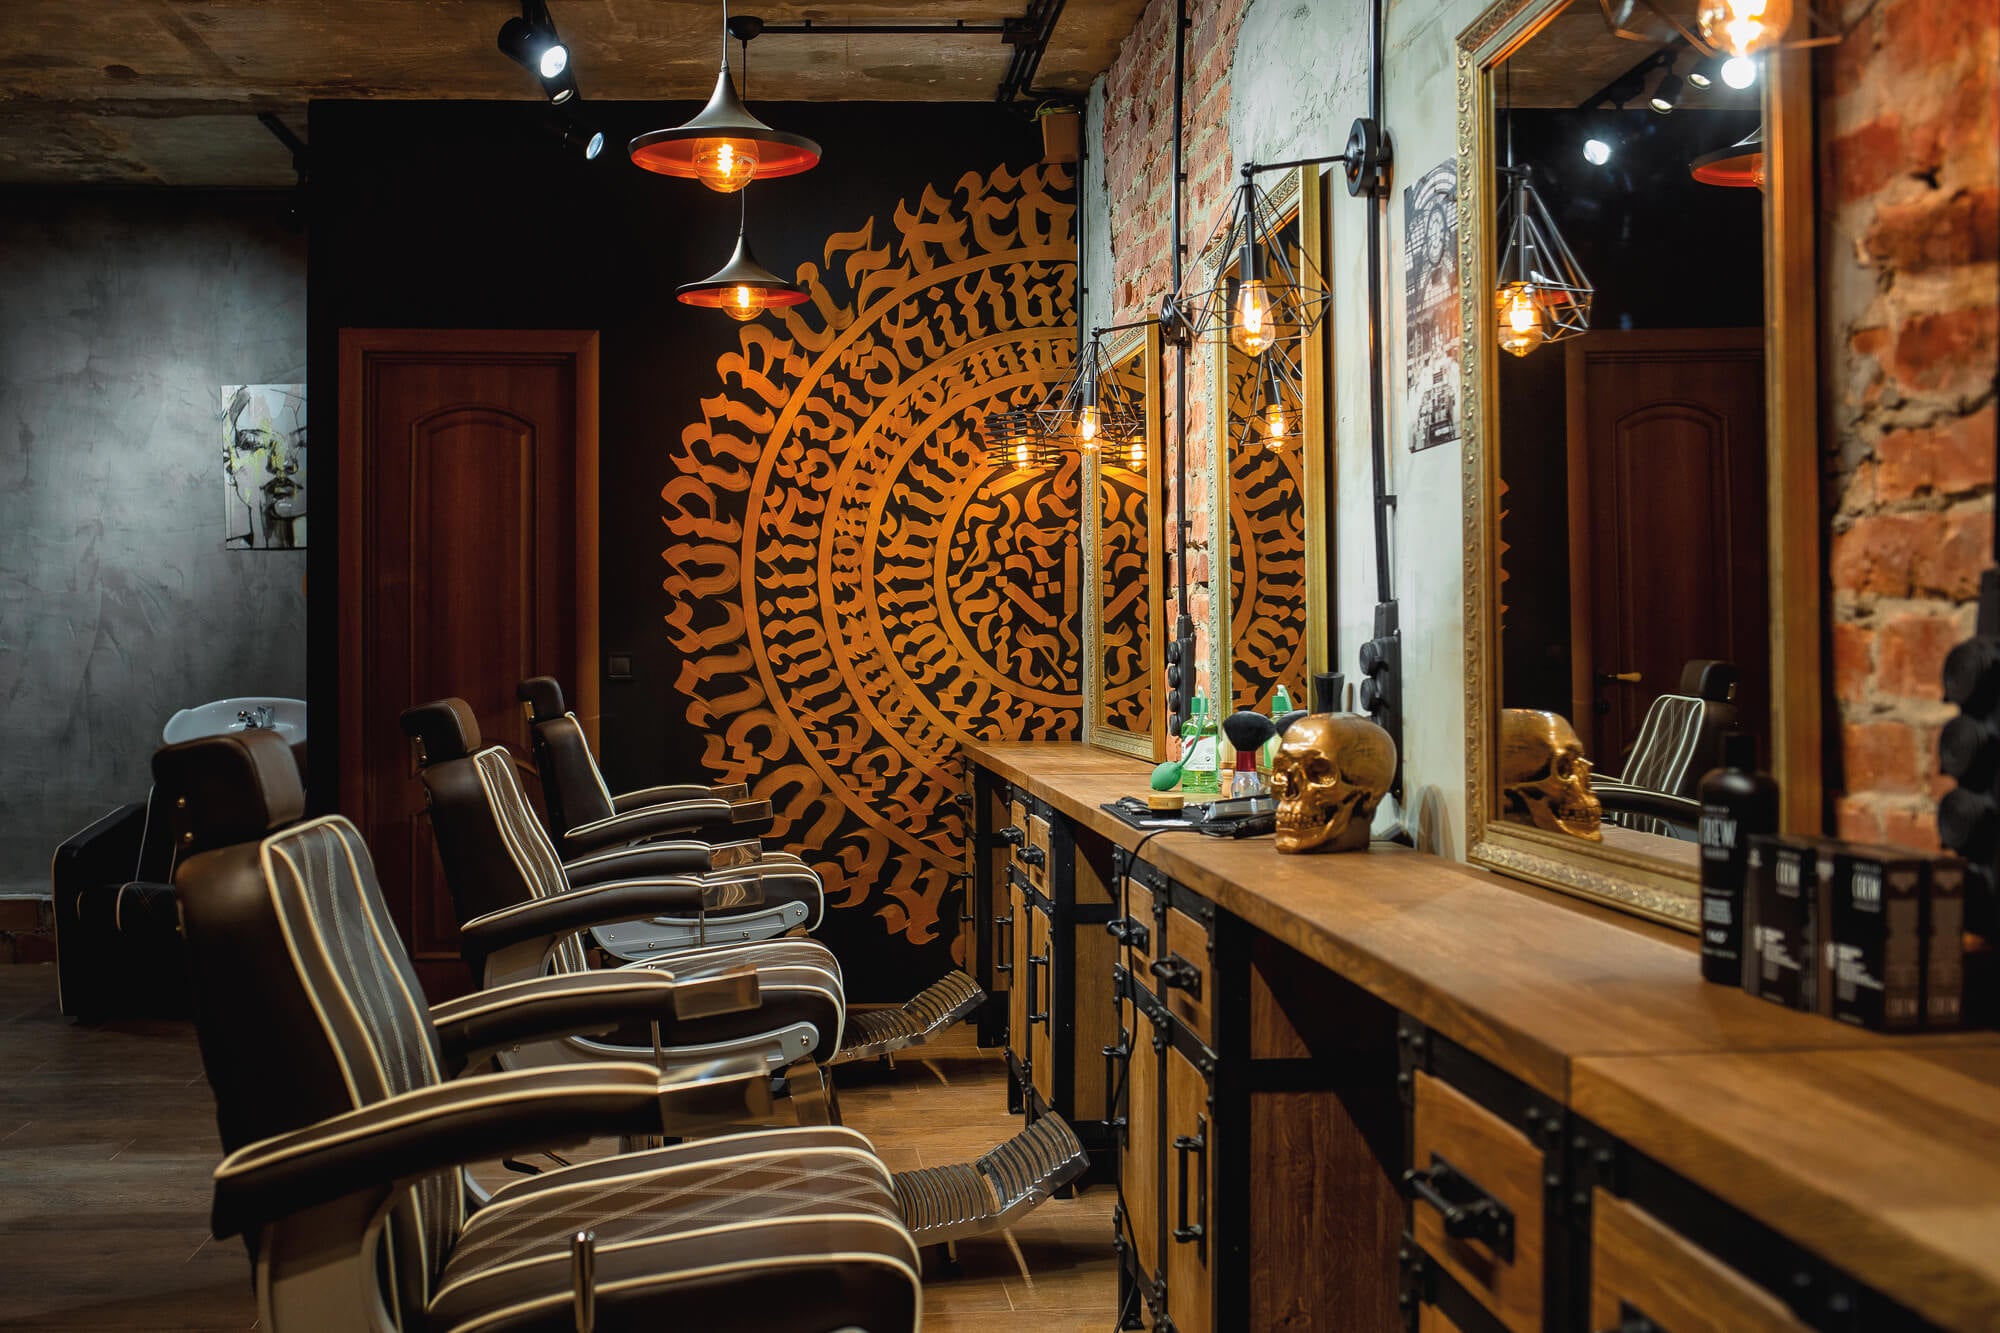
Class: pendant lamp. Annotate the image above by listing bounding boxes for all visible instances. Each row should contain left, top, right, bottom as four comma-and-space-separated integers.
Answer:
629, 7, 820, 191
676, 191, 808, 321
1493, 70, 1591, 358
981, 409, 1062, 472
1691, 123, 1766, 188
1165, 169, 1331, 357
1030, 332, 1147, 468
1225, 337, 1307, 454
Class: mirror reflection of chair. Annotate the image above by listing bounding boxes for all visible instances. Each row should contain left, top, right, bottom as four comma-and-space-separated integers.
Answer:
158, 727, 923, 1333
1594, 659, 1742, 839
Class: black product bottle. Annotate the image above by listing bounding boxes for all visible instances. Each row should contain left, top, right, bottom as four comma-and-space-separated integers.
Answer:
1698, 731, 1781, 985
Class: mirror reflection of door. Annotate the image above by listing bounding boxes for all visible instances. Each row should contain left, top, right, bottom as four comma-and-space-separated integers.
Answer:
1490, 0, 1768, 847
1097, 449, 1152, 735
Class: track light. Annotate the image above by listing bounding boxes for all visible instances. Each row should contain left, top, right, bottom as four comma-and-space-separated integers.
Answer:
499, 2, 577, 104
1583, 138, 1613, 165
1687, 66, 1714, 90
1650, 72, 1684, 113
547, 113, 605, 161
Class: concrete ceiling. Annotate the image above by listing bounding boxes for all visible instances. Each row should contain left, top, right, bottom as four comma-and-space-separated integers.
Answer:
1504, 0, 1758, 110
0, 1, 1145, 187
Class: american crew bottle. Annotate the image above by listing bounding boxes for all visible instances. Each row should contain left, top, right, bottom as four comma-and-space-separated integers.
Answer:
1698, 731, 1780, 985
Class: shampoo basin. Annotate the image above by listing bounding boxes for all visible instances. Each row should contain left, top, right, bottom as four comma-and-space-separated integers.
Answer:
163, 697, 307, 747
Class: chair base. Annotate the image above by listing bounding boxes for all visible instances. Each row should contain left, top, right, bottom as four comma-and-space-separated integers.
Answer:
830, 969, 986, 1065
891, 1112, 1088, 1248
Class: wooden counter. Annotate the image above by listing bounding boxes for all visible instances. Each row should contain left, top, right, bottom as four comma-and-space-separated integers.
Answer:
1573, 1047, 2000, 1331
964, 740, 2000, 1325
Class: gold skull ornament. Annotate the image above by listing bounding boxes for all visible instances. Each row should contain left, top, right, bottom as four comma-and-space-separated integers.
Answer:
1499, 709, 1603, 841
1269, 714, 1398, 853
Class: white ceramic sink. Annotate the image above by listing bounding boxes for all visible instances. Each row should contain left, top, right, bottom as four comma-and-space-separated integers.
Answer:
163, 697, 307, 747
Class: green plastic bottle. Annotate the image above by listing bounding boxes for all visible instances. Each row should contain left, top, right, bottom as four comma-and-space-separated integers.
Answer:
1183, 691, 1220, 794
1262, 684, 1294, 770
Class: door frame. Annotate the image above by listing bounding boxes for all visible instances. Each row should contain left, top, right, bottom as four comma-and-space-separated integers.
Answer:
336, 328, 600, 823
1563, 327, 1766, 759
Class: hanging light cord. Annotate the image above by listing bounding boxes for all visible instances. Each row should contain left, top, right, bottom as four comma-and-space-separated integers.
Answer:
720, 0, 732, 71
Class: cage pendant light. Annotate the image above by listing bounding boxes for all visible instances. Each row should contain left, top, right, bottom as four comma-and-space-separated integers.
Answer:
980, 409, 1063, 471
1493, 165, 1593, 357
1166, 171, 1331, 355
1226, 335, 1307, 454
676, 190, 808, 320
629, 5, 820, 190
1031, 333, 1146, 465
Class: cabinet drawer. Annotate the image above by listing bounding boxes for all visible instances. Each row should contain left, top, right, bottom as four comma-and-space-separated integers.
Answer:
1024, 812, 1052, 893
1124, 876, 1157, 967
1590, 1189, 1810, 1333
1161, 907, 1211, 1045
1411, 1069, 1545, 1333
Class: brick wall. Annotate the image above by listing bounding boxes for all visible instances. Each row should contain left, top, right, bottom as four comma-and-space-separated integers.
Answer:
1098, 0, 1253, 685
1824, 0, 2000, 847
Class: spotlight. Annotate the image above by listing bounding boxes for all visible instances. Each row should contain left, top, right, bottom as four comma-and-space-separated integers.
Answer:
1584, 138, 1613, 165
546, 112, 605, 161
1687, 67, 1714, 90
1650, 73, 1684, 113
499, 2, 577, 104
1721, 56, 1759, 89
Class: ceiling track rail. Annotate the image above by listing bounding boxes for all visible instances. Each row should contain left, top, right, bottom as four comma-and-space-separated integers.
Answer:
738, 0, 1069, 104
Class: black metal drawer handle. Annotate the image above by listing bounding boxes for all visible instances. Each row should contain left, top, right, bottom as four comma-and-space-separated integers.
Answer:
1105, 916, 1150, 951
1018, 845, 1046, 867
1026, 953, 1049, 1027
1102, 1036, 1131, 1143
994, 825, 1025, 846
992, 912, 1013, 973
1173, 1113, 1208, 1248
1404, 1153, 1514, 1260
1150, 953, 1201, 999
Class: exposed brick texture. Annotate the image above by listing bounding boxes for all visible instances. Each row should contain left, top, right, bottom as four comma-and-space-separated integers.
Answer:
1099, 0, 1253, 693
1823, 0, 1999, 849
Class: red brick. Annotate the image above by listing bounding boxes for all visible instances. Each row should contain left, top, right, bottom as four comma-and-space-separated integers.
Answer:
1830, 511, 1926, 596
1923, 504, 1993, 599
1874, 608, 1961, 699
1832, 620, 1877, 698
1865, 187, 2000, 272
1843, 720, 1923, 792
1875, 406, 1998, 501
1827, 116, 1905, 200
1881, 805, 1942, 852
1835, 796, 1886, 843
1890, 304, 2000, 397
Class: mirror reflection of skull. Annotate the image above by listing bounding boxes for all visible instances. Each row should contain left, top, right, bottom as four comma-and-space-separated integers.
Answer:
1499, 709, 1603, 841
1269, 714, 1398, 854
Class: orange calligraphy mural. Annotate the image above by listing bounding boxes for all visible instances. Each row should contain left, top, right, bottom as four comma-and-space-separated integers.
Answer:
661, 163, 1079, 966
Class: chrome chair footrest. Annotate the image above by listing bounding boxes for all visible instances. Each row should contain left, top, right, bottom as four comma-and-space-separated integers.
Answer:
890, 1112, 1088, 1248
830, 968, 985, 1065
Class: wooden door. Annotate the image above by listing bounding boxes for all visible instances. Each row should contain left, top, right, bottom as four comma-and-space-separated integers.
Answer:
1008, 880, 1031, 1069
1028, 904, 1053, 1105
1163, 1042, 1214, 1333
338, 330, 599, 1000
1565, 330, 1766, 766
1123, 985, 1162, 1299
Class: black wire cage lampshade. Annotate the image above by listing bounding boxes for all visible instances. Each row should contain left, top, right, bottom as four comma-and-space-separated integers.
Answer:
629, 8, 820, 191
1030, 333, 1148, 470
1224, 335, 1308, 454
980, 409, 1064, 471
1493, 165, 1593, 358
1166, 171, 1331, 357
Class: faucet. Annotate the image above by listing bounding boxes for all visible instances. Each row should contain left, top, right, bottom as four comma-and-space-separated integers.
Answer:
236, 706, 276, 730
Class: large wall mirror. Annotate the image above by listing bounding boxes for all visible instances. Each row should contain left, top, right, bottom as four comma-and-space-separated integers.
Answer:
1082, 323, 1168, 760
1207, 164, 1332, 719
1459, 0, 1821, 924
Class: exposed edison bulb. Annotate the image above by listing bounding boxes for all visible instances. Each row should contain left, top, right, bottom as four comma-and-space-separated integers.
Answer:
722, 284, 767, 322
1126, 434, 1145, 469
1261, 399, 1294, 446
1078, 404, 1100, 446
693, 138, 761, 192
1697, 0, 1793, 58
1012, 439, 1031, 471
1497, 283, 1546, 358
1231, 278, 1275, 357
1720, 55, 1759, 89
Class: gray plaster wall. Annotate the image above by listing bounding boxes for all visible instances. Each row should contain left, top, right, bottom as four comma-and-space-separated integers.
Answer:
0, 191, 307, 892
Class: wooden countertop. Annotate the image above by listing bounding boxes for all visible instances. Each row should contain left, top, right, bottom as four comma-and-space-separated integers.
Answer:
1573, 1047, 2000, 1331
965, 741, 2000, 1321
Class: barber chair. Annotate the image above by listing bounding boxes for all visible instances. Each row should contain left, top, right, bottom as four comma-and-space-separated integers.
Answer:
404, 700, 992, 1064
1594, 659, 1741, 839
156, 729, 924, 1333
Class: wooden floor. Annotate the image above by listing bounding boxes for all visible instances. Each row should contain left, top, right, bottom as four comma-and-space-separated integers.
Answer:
0, 965, 1116, 1331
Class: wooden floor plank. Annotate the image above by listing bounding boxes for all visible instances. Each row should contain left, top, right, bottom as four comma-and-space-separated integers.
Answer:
0, 963, 1115, 1329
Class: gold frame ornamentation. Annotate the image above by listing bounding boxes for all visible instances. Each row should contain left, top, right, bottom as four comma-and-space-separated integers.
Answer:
1082, 321, 1169, 761
1457, 0, 1823, 927
1204, 163, 1334, 716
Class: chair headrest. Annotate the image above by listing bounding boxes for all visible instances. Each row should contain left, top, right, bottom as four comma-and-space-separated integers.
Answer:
517, 676, 567, 723
1677, 659, 1739, 703
152, 730, 306, 857
399, 699, 482, 767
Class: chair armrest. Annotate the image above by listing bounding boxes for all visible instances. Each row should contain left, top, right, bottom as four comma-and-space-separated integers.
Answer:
460, 879, 765, 955
211, 1059, 773, 1238
1594, 780, 1702, 829
563, 838, 766, 886
429, 967, 761, 1067
613, 782, 750, 812
561, 797, 775, 856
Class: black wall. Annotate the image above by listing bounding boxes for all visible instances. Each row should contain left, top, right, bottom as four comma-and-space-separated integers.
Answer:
307, 100, 1057, 995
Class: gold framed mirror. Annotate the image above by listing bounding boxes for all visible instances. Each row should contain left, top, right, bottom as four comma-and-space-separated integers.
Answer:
1082, 322, 1168, 760
1205, 164, 1333, 722
1458, 0, 1821, 925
